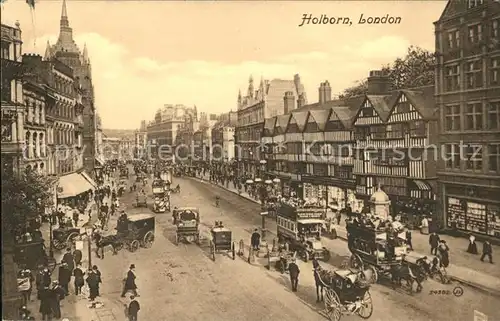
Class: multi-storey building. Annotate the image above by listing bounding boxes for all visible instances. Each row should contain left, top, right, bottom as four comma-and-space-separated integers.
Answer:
1, 22, 25, 175
134, 120, 147, 158
44, 0, 98, 174
236, 74, 306, 176
147, 104, 197, 160
211, 111, 238, 161
95, 113, 103, 164
0, 21, 25, 318
353, 71, 438, 216
435, 0, 500, 238
102, 136, 121, 160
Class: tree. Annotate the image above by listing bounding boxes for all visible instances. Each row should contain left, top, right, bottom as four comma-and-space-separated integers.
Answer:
1, 168, 54, 237
339, 45, 435, 99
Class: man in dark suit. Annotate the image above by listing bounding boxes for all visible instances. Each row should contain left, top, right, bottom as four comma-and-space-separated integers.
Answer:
128, 295, 141, 321
288, 259, 300, 292
429, 232, 440, 255
481, 241, 493, 263
121, 264, 139, 297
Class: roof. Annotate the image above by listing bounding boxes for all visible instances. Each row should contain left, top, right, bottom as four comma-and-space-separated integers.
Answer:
275, 114, 290, 131
289, 111, 308, 131
175, 207, 199, 212
211, 227, 231, 233
307, 109, 330, 131
366, 95, 391, 122
331, 107, 355, 129
128, 213, 155, 222
400, 86, 437, 120
264, 117, 276, 131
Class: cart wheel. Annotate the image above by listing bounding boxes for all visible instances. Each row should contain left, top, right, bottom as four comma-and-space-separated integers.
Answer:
356, 290, 373, 319
231, 242, 236, 260
142, 231, 154, 248
324, 288, 342, 321
210, 241, 216, 261
129, 240, 140, 252
52, 239, 65, 251
349, 254, 364, 270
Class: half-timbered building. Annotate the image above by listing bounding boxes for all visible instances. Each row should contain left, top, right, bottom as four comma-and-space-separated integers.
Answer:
435, 0, 500, 238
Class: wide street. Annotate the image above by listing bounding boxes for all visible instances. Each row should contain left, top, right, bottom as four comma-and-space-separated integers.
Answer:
88, 170, 500, 321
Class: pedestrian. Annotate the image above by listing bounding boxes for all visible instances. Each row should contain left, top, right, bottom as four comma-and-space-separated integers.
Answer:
73, 248, 83, 266
38, 286, 52, 321
72, 209, 80, 227
50, 280, 66, 319
335, 210, 342, 225
467, 234, 478, 254
288, 258, 300, 292
57, 263, 71, 296
128, 295, 141, 321
92, 265, 102, 296
62, 248, 75, 272
406, 230, 413, 251
86, 269, 99, 301
73, 264, 85, 295
437, 240, 450, 268
429, 232, 440, 255
251, 229, 261, 251
121, 264, 139, 297
480, 241, 493, 263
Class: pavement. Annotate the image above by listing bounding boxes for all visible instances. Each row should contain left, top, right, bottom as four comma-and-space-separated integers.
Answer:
192, 173, 500, 298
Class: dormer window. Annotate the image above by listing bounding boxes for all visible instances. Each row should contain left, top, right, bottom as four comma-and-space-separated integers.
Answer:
468, 0, 483, 9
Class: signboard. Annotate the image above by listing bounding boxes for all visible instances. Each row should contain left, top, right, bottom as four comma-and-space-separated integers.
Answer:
75, 240, 84, 250
260, 211, 268, 216
278, 203, 323, 220
474, 310, 488, 321
152, 187, 164, 194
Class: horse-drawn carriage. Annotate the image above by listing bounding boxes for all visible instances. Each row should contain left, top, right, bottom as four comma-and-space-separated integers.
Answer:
14, 240, 57, 272
52, 227, 82, 250
152, 179, 170, 213
315, 267, 373, 321
134, 192, 148, 208
120, 167, 129, 179
172, 207, 200, 244
209, 221, 236, 261
276, 203, 331, 262
95, 213, 155, 255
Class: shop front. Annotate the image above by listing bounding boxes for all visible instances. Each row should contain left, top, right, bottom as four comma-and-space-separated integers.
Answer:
57, 172, 95, 203
302, 176, 365, 213
443, 183, 500, 239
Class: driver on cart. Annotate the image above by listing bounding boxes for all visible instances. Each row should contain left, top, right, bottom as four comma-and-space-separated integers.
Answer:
116, 211, 128, 235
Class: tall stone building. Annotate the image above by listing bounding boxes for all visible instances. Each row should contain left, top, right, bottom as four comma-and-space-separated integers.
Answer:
44, 0, 100, 171
435, 0, 500, 238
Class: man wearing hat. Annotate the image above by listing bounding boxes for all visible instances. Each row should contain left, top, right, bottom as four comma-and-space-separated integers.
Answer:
128, 295, 141, 321
57, 262, 71, 296
288, 258, 300, 292
121, 264, 139, 297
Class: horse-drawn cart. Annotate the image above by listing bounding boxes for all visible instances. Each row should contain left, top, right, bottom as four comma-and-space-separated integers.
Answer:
134, 193, 148, 208
52, 227, 81, 250
267, 247, 296, 273
173, 207, 200, 244
209, 221, 235, 261
316, 268, 373, 321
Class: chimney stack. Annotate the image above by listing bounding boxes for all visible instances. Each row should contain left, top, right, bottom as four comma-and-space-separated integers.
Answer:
323, 80, 332, 102
283, 91, 295, 114
297, 93, 306, 109
318, 82, 325, 104
367, 70, 392, 95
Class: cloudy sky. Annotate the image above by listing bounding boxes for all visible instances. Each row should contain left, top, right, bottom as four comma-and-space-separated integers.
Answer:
3, 0, 446, 129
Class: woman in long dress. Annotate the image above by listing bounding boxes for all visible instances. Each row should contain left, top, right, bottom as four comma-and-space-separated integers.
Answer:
466, 234, 478, 254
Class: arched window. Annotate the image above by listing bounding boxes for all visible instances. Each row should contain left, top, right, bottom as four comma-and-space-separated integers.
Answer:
32, 132, 38, 157
39, 133, 45, 157
25, 131, 31, 158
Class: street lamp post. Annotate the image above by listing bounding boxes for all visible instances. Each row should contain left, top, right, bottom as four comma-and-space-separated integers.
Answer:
86, 227, 93, 270
90, 165, 103, 270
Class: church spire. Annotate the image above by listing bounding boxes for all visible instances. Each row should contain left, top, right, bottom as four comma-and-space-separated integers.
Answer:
248, 75, 254, 98
44, 40, 51, 60
60, 0, 69, 28
82, 43, 89, 63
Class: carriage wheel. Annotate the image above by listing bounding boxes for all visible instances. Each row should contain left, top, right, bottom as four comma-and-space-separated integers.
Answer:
356, 290, 373, 319
324, 288, 342, 321
128, 240, 140, 252
66, 232, 79, 247
210, 241, 216, 261
349, 254, 364, 270
142, 231, 154, 248
52, 239, 66, 251
231, 242, 236, 260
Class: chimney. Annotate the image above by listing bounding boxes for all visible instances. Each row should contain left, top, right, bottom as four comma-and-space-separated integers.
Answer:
318, 82, 325, 104
294, 74, 301, 94
297, 93, 306, 109
283, 91, 295, 114
367, 70, 392, 95
323, 80, 332, 102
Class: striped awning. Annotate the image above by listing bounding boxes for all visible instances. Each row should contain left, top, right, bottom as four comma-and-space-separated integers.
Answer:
412, 180, 430, 190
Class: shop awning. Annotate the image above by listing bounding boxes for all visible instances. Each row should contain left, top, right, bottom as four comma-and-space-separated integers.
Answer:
95, 156, 105, 166
80, 171, 97, 188
412, 180, 430, 190
57, 173, 94, 198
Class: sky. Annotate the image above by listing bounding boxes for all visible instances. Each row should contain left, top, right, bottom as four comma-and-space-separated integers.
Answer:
2, 0, 447, 129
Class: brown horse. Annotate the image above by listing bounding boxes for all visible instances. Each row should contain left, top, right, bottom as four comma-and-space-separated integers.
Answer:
390, 263, 425, 293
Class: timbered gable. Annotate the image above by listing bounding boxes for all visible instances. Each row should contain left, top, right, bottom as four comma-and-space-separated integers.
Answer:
286, 113, 299, 133
387, 93, 423, 123
287, 111, 308, 133
275, 114, 290, 135
305, 109, 329, 133
324, 108, 344, 132
353, 98, 384, 126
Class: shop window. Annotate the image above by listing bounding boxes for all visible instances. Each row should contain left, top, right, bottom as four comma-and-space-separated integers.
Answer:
488, 144, 500, 172
486, 205, 500, 237
444, 105, 460, 131
465, 103, 483, 130
465, 144, 483, 171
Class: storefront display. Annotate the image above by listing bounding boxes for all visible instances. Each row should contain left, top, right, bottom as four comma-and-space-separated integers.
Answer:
447, 197, 500, 237
302, 183, 364, 213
